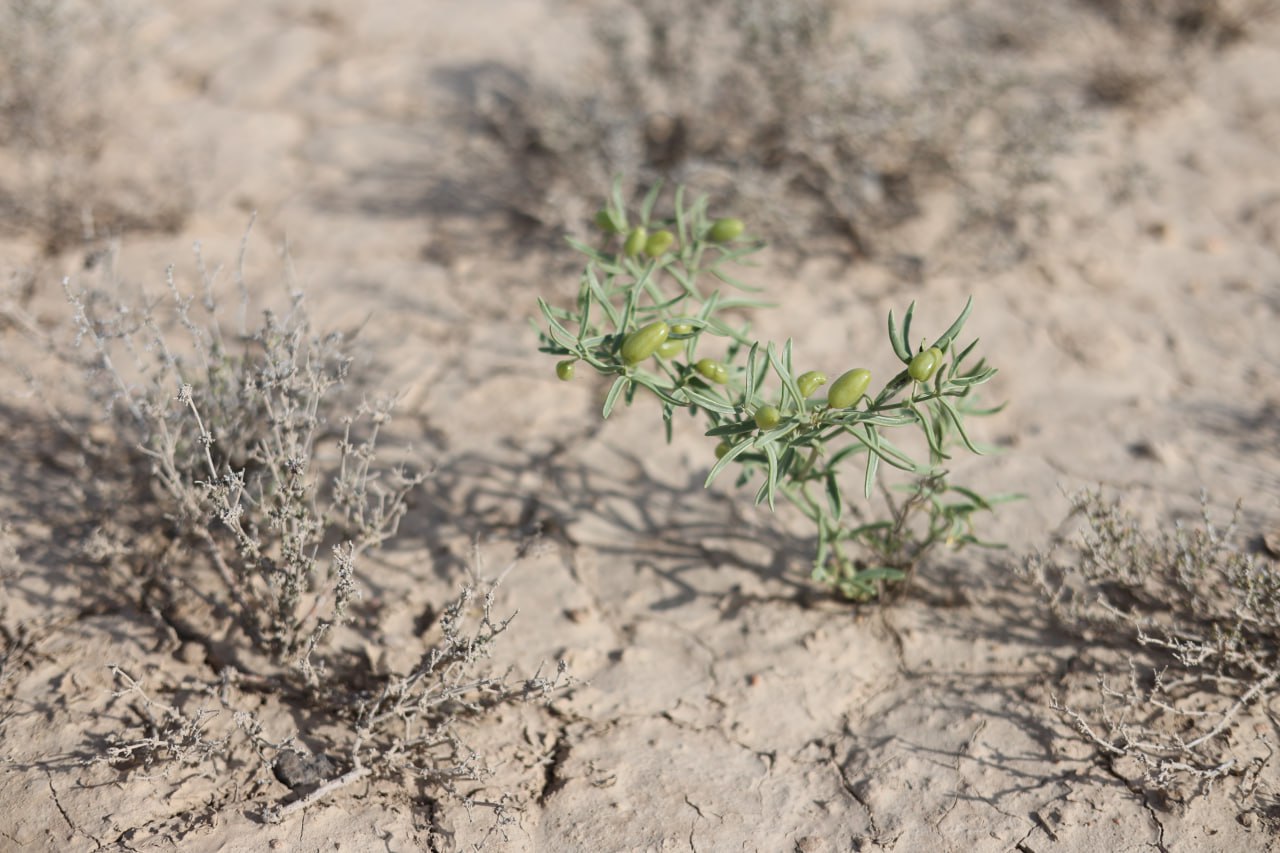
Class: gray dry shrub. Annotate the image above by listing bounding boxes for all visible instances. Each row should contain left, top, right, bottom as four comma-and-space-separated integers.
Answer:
32, 233, 564, 825
470, 0, 1075, 266
1022, 491, 1280, 811
0, 0, 190, 249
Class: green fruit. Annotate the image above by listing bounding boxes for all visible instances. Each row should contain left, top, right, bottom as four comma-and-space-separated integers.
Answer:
709, 218, 745, 243
671, 323, 694, 336
796, 370, 828, 398
621, 321, 669, 364
925, 346, 944, 378
827, 368, 871, 409
754, 405, 781, 430
645, 229, 676, 256
656, 339, 684, 359
595, 209, 622, 234
908, 349, 940, 382
624, 226, 648, 258
555, 360, 576, 381
695, 358, 729, 384
714, 441, 731, 459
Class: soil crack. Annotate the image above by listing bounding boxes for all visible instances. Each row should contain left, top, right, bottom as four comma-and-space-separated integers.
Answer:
47, 772, 103, 850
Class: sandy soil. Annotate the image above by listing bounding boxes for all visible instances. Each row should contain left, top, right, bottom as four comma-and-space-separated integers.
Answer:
2, 1, 1280, 851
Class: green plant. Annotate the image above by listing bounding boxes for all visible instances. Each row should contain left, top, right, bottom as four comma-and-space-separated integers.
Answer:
538, 183, 1013, 600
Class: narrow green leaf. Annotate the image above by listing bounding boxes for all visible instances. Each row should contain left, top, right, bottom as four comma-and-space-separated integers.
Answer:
909, 401, 946, 460
680, 386, 737, 416
888, 307, 910, 362
640, 181, 663, 223
863, 434, 880, 498
762, 442, 779, 510
851, 567, 907, 583
609, 178, 627, 223
937, 398, 981, 454
743, 342, 761, 402
825, 472, 843, 520
565, 237, 614, 266
585, 267, 620, 328
951, 337, 979, 370
602, 375, 628, 419
901, 302, 916, 356
766, 342, 799, 411
706, 421, 757, 438
704, 437, 755, 488
674, 184, 688, 246
934, 296, 974, 350
538, 298, 581, 349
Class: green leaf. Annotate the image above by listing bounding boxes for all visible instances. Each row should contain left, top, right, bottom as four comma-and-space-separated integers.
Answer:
887, 306, 910, 363
667, 264, 701, 299
680, 385, 738, 416
767, 341, 802, 412
609, 177, 627, 223
640, 181, 663, 223
825, 472, 843, 520
857, 428, 921, 471
863, 432, 880, 498
705, 437, 755, 488
850, 567, 907, 583
950, 337, 979, 371
936, 397, 981, 454
602, 375, 628, 419
901, 302, 916, 356
706, 421, 757, 438
934, 296, 974, 350
565, 237, 614, 266
538, 298, 581, 349
585, 267, 620, 329
674, 184, 688, 246
743, 342, 761, 402
709, 265, 765, 292
761, 442, 780, 510
907, 401, 948, 461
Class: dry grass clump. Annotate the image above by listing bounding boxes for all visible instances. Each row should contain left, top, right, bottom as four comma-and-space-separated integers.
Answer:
0, 0, 190, 251
465, 0, 1075, 267
7, 232, 564, 829
1022, 491, 1280, 814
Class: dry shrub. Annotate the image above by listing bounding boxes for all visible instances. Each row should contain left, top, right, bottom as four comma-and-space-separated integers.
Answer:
462, 0, 1077, 267
6, 231, 564, 831
1023, 491, 1280, 814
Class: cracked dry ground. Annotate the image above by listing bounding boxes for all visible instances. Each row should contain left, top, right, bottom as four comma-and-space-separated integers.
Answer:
3, 0, 1280, 851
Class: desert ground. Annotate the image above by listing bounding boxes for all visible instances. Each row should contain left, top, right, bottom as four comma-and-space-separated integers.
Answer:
2, 1, 1280, 851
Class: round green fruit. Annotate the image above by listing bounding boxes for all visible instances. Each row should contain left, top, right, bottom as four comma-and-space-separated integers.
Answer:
754, 405, 781, 430
695, 358, 729, 384
796, 370, 828, 398
656, 339, 684, 359
624, 226, 648, 258
708, 218, 745, 243
620, 321, 669, 364
645, 229, 675, 256
827, 368, 871, 409
555, 360, 576, 381
908, 349, 940, 382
